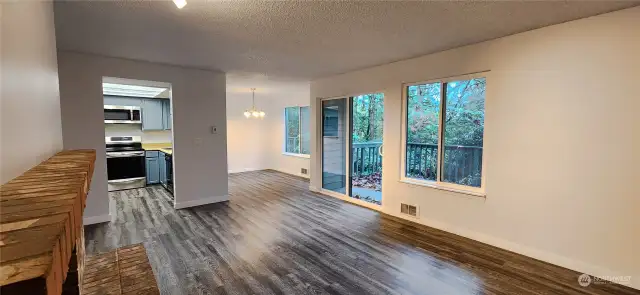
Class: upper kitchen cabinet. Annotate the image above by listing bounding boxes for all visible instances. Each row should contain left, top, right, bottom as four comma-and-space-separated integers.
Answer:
104, 96, 142, 107
142, 99, 165, 130
162, 100, 172, 130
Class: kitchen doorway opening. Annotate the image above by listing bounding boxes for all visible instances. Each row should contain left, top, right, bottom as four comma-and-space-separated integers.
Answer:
102, 77, 175, 211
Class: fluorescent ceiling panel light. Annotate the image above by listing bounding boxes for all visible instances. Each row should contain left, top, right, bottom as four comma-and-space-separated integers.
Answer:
102, 83, 168, 98
173, 0, 186, 9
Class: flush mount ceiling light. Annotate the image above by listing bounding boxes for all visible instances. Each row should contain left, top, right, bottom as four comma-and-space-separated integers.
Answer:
173, 0, 187, 9
244, 88, 265, 119
102, 83, 168, 98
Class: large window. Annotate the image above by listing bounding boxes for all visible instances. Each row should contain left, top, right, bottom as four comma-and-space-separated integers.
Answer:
285, 106, 310, 155
404, 76, 485, 191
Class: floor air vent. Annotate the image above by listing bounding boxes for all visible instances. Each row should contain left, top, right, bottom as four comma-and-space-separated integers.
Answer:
400, 203, 418, 217
301, 168, 308, 175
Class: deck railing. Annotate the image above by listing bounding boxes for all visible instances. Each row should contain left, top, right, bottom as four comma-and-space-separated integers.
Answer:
351, 142, 383, 176
352, 141, 482, 187
404, 142, 438, 180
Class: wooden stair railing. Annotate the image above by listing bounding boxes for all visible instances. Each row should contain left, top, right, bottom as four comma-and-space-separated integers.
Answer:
0, 150, 96, 295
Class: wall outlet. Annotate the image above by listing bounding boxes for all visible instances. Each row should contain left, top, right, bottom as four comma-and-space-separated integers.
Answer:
301, 168, 308, 175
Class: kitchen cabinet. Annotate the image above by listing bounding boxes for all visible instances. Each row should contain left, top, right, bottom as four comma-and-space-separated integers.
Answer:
159, 151, 167, 186
162, 100, 172, 130
145, 157, 160, 184
104, 96, 142, 107
142, 99, 164, 130
145, 151, 159, 158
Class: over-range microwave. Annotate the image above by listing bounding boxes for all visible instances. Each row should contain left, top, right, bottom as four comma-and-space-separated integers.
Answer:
104, 105, 141, 124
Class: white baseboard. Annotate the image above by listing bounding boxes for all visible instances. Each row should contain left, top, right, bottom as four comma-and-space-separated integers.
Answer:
309, 185, 319, 192
228, 168, 262, 174
174, 195, 229, 209
273, 168, 310, 179
227, 168, 311, 179
84, 214, 111, 225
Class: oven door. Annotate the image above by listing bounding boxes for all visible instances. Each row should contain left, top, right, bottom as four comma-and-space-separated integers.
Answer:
106, 151, 146, 191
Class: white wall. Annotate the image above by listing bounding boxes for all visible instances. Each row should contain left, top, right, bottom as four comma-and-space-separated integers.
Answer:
0, 2, 63, 184
57, 51, 228, 222
263, 89, 311, 178
104, 125, 172, 144
226, 90, 269, 173
226, 78, 311, 178
310, 7, 640, 289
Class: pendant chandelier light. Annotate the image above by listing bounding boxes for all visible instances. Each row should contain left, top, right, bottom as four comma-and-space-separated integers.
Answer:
244, 88, 265, 119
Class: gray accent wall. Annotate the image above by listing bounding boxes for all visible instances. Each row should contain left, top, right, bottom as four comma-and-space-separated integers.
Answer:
57, 51, 228, 223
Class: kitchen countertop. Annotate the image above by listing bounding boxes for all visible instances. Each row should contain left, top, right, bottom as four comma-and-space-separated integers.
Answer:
142, 143, 172, 155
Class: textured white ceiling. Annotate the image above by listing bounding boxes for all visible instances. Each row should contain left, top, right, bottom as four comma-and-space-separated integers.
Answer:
226, 72, 309, 94
54, 1, 638, 79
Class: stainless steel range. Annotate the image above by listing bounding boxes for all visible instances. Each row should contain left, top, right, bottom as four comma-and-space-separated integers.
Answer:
106, 136, 146, 191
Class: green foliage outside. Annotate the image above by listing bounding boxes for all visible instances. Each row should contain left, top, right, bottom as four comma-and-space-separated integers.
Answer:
351, 94, 384, 201
285, 106, 311, 154
443, 78, 485, 147
407, 78, 485, 147
407, 82, 441, 145
285, 107, 300, 154
351, 93, 384, 143
406, 78, 486, 187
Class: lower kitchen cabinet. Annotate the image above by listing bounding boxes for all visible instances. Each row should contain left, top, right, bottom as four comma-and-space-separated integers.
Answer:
146, 156, 160, 184
159, 151, 167, 185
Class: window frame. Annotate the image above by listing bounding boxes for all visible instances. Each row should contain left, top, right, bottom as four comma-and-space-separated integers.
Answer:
400, 72, 487, 197
283, 106, 311, 158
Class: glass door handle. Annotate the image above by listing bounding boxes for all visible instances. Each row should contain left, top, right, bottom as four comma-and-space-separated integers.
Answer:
378, 144, 384, 157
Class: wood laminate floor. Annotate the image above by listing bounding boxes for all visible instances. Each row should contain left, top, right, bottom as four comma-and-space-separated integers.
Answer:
85, 170, 638, 295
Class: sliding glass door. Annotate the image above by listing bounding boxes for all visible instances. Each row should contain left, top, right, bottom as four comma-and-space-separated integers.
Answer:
321, 93, 384, 206
321, 98, 347, 194
349, 94, 384, 205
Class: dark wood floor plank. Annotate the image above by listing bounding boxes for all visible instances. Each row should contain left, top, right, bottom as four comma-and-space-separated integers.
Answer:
82, 243, 159, 295
85, 170, 639, 295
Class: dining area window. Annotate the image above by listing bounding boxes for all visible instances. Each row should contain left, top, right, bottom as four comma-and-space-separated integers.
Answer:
284, 106, 310, 155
